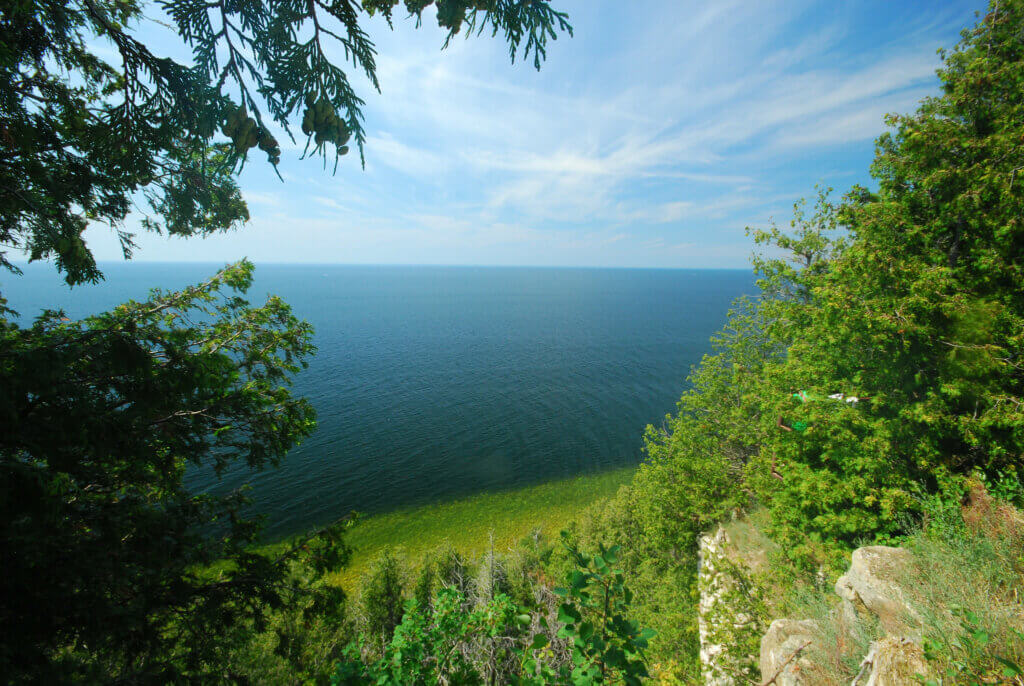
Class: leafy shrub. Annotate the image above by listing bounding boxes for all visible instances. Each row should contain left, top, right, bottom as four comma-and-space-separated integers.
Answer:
333, 588, 521, 685
332, 535, 653, 685
554, 484, 700, 681
518, 537, 655, 685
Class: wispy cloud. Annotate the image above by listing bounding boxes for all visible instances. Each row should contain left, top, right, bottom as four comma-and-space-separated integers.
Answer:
366, 133, 452, 178
242, 191, 282, 206
72, 0, 979, 269
356, 15, 949, 229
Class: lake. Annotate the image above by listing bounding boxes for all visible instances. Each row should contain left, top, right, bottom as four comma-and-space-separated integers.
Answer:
2, 263, 755, 538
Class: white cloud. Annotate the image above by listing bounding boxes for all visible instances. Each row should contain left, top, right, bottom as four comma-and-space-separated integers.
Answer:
242, 191, 282, 206
313, 196, 347, 210
65, 0, 978, 268
366, 133, 451, 177
355, 19, 949, 227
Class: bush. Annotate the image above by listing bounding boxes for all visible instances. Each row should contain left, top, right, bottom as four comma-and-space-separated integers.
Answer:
359, 548, 407, 653
332, 535, 654, 685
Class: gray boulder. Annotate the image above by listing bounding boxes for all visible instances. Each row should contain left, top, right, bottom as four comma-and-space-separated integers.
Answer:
851, 636, 932, 685
834, 546, 919, 635
759, 618, 818, 685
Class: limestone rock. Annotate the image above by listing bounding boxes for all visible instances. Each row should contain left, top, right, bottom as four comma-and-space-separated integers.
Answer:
699, 528, 743, 684
759, 618, 818, 686
758, 545, 929, 685
698, 527, 733, 685
834, 546, 919, 634
698, 526, 764, 684
851, 636, 932, 686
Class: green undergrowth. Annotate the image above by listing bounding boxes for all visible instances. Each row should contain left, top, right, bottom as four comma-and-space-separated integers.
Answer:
324, 467, 634, 590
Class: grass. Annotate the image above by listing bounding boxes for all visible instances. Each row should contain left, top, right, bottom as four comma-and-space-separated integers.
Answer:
898, 484, 1024, 683
324, 467, 634, 590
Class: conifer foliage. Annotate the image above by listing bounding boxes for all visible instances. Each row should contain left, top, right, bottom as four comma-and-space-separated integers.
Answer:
752, 0, 1024, 559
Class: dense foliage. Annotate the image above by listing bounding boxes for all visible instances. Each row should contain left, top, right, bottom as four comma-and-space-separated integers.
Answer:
752, 0, 1024, 559
333, 536, 654, 685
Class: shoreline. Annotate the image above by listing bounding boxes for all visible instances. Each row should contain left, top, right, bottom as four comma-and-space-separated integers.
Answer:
316, 465, 636, 590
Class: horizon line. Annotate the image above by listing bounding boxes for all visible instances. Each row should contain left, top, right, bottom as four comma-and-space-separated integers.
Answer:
9, 260, 754, 272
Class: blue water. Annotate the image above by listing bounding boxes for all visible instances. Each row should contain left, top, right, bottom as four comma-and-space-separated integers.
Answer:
2, 263, 755, 538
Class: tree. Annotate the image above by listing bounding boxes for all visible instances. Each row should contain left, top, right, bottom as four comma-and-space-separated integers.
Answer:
642, 0, 1024, 571
752, 0, 1024, 564
0, 0, 571, 680
0, 0, 572, 284
0, 261, 352, 680
360, 548, 407, 653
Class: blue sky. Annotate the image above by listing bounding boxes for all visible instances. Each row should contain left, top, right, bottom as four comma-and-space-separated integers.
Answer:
80, 0, 981, 269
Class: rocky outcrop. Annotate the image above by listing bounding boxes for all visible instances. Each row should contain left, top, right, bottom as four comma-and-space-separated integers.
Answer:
834, 547, 919, 635
757, 545, 932, 685
759, 619, 818, 686
850, 636, 931, 686
698, 527, 764, 685
698, 528, 732, 685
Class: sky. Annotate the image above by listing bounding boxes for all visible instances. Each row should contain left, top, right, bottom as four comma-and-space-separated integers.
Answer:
77, 0, 982, 269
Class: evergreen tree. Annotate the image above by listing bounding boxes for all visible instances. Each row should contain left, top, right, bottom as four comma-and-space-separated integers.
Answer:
361, 548, 406, 652
754, 0, 1024, 563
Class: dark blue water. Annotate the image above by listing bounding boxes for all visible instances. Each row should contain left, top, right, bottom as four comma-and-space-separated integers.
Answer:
2, 263, 754, 538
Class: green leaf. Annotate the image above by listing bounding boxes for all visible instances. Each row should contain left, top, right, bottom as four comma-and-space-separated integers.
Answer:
995, 656, 1024, 676
558, 603, 581, 625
